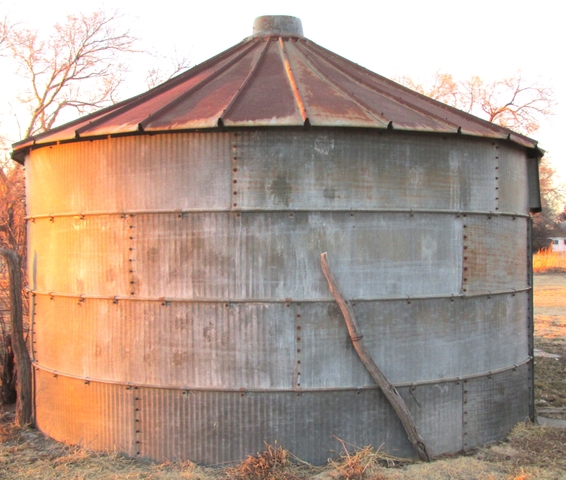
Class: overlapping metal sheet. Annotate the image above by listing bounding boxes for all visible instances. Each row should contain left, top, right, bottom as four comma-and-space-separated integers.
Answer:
31, 292, 529, 389
33, 364, 529, 464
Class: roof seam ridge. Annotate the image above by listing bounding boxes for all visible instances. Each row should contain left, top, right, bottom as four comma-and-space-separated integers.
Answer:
293, 41, 391, 127
219, 38, 272, 124
73, 41, 257, 138
139, 40, 261, 131
278, 38, 309, 124
300, 41, 462, 132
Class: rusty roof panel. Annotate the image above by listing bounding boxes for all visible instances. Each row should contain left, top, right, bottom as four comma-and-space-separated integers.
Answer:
12, 22, 539, 161
283, 40, 383, 127
221, 39, 303, 126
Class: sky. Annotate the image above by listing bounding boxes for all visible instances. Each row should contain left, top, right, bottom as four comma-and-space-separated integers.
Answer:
1, 0, 565, 183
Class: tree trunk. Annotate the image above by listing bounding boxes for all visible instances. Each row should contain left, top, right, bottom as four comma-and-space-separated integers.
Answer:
0, 249, 32, 426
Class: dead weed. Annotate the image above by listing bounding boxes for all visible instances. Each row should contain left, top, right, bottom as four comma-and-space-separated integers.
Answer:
225, 442, 309, 480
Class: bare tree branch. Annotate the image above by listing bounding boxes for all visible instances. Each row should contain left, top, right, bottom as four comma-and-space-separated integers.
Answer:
7, 9, 138, 138
397, 71, 560, 249
0, 16, 9, 47
396, 71, 555, 136
145, 48, 192, 90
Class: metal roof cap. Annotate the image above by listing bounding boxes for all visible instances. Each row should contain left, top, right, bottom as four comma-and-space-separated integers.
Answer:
253, 15, 303, 37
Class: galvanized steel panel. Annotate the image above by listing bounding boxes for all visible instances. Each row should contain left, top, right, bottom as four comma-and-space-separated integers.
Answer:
302, 293, 529, 386
463, 363, 530, 449
464, 215, 528, 294
236, 131, 506, 213
398, 382, 464, 456
136, 388, 417, 464
34, 368, 135, 455
32, 292, 528, 390
33, 296, 297, 389
29, 214, 129, 295
25, 134, 232, 216
131, 211, 462, 300
497, 145, 529, 214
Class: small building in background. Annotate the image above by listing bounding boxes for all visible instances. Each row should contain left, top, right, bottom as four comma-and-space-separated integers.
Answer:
549, 236, 566, 252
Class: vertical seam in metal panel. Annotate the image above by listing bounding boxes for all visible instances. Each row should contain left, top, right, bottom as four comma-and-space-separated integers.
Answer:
133, 385, 141, 456
30, 291, 37, 424
460, 213, 468, 294
527, 215, 535, 422
127, 214, 137, 297
294, 303, 302, 391
29, 291, 37, 363
494, 143, 500, 212
462, 379, 468, 450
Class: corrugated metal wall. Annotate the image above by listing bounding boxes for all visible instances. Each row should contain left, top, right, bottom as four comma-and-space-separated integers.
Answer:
27, 129, 533, 464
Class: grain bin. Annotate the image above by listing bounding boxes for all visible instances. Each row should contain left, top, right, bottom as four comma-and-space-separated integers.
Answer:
12, 15, 541, 464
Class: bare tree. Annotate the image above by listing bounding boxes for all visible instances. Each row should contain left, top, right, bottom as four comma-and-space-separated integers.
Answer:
6, 9, 138, 138
397, 71, 555, 136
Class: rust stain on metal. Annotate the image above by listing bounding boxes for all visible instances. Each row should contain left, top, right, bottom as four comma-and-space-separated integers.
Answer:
278, 38, 308, 125
11, 18, 538, 162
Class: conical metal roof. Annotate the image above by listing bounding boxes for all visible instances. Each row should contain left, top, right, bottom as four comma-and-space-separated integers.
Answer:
12, 15, 539, 162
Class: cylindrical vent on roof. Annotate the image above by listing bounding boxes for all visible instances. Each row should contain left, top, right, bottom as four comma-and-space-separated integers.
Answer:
253, 15, 303, 36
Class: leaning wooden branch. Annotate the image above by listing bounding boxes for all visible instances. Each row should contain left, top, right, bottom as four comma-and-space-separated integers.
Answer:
0, 249, 32, 427
320, 252, 430, 462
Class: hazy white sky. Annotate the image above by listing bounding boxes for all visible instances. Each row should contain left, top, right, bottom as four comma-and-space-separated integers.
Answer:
2, 0, 564, 181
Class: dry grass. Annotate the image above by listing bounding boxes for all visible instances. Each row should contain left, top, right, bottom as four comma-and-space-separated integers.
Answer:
534, 338, 566, 413
1, 420, 566, 479
225, 442, 312, 479
533, 248, 566, 273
